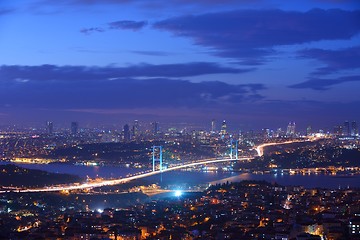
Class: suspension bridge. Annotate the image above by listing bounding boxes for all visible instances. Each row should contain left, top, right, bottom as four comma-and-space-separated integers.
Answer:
0, 139, 304, 193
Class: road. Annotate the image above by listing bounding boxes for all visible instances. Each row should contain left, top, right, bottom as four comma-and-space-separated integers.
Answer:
255, 139, 312, 156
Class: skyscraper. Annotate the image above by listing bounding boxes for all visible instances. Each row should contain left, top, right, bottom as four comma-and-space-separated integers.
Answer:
46, 121, 53, 135
71, 122, 78, 135
306, 126, 312, 136
333, 125, 343, 136
134, 120, 139, 135
286, 122, 296, 137
351, 121, 358, 136
132, 120, 139, 139
211, 119, 216, 133
262, 128, 271, 138
220, 120, 227, 136
344, 121, 350, 136
123, 124, 130, 142
153, 122, 159, 135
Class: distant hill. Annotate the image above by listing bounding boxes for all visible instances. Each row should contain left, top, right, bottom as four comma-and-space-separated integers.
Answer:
0, 164, 82, 188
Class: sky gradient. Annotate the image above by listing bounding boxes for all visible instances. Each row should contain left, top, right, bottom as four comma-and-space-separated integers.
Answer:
0, 0, 359, 131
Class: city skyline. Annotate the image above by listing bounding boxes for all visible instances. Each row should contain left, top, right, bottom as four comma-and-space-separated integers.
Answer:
0, 0, 359, 128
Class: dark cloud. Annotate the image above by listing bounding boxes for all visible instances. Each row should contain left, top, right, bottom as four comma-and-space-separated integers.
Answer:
80, 20, 147, 35
2, 64, 360, 129
298, 46, 360, 75
315, 0, 360, 5
80, 27, 105, 35
0, 65, 265, 110
39, 0, 259, 6
108, 20, 147, 31
0, 9, 14, 15
154, 9, 360, 64
0, 62, 250, 81
245, 99, 360, 129
289, 75, 360, 90
131, 50, 171, 56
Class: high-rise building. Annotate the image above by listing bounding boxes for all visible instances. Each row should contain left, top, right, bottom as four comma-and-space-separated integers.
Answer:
351, 121, 358, 136
275, 128, 283, 137
238, 130, 244, 142
333, 125, 343, 136
153, 122, 159, 135
46, 121, 53, 135
262, 128, 271, 138
71, 122, 78, 135
306, 126, 312, 136
131, 125, 136, 139
134, 120, 139, 134
211, 119, 216, 133
132, 120, 139, 138
220, 120, 227, 136
123, 124, 130, 142
286, 122, 296, 137
344, 121, 350, 136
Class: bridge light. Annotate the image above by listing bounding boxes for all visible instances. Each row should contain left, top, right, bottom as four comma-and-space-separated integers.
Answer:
174, 190, 182, 197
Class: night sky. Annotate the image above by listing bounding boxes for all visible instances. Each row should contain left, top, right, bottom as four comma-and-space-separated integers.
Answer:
0, 0, 359, 130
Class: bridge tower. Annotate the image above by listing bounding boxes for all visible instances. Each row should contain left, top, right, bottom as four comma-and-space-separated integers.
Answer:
152, 146, 163, 172
229, 139, 238, 160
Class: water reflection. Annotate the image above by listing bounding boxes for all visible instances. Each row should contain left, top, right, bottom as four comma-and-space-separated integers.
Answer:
1, 162, 360, 189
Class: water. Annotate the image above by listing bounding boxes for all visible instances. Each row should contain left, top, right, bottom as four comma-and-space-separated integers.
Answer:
0, 162, 139, 178
209, 172, 360, 189
1, 162, 360, 189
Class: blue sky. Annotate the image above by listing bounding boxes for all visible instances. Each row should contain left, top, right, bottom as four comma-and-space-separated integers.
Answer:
0, 0, 359, 130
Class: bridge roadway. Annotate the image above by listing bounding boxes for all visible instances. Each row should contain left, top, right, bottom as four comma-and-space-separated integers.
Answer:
0, 157, 252, 193
1, 139, 311, 194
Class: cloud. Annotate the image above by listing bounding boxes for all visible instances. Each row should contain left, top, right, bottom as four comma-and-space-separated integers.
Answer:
289, 75, 360, 90
0, 9, 14, 15
108, 20, 147, 31
154, 9, 360, 65
81, 20, 147, 34
39, 0, 259, 7
80, 27, 105, 35
80, 20, 147, 35
131, 50, 171, 56
0, 63, 251, 82
298, 46, 360, 75
2, 64, 360, 128
0, 65, 265, 110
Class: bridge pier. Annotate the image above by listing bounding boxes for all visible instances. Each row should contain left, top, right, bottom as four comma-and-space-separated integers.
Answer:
230, 139, 238, 160
152, 146, 163, 172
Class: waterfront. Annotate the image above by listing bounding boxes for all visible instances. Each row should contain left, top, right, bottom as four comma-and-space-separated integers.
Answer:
1, 162, 360, 189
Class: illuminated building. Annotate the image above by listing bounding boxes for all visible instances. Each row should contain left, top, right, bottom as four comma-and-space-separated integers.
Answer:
211, 119, 216, 133
351, 121, 358, 136
349, 217, 360, 236
275, 128, 283, 137
132, 120, 139, 139
133, 120, 139, 137
344, 121, 350, 136
71, 122, 78, 135
46, 121, 53, 135
333, 125, 343, 136
153, 122, 159, 135
306, 126, 312, 136
262, 128, 271, 138
238, 130, 244, 142
220, 120, 227, 136
286, 122, 296, 137
123, 124, 130, 142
